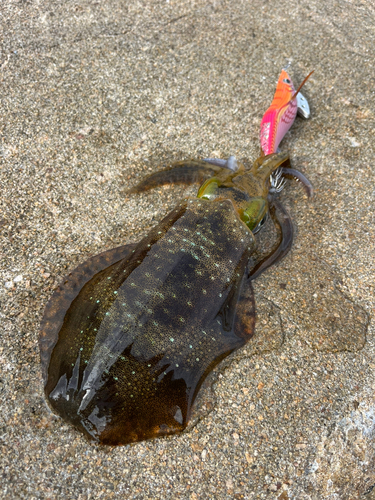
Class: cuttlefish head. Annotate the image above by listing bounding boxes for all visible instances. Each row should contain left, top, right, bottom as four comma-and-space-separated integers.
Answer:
197, 152, 290, 233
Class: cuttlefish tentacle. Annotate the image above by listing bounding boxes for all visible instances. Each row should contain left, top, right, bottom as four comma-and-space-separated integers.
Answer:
248, 198, 294, 281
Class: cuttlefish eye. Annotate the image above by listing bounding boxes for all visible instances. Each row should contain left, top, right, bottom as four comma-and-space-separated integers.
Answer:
252, 213, 267, 234
197, 177, 221, 200
283, 78, 291, 84
241, 197, 267, 232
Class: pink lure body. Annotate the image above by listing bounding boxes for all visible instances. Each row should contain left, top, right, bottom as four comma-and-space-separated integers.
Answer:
259, 70, 298, 156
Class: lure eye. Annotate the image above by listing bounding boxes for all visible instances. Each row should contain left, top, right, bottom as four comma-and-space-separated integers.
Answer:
241, 197, 267, 232
283, 78, 291, 84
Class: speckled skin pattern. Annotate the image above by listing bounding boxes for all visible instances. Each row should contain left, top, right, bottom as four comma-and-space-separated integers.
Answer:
39, 152, 292, 445
40, 198, 256, 445
2, 0, 375, 496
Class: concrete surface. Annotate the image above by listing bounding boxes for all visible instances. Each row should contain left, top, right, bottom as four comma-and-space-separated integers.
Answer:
1, 0, 374, 498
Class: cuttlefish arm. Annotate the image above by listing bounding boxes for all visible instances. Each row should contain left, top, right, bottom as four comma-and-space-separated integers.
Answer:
249, 198, 294, 280
128, 159, 240, 194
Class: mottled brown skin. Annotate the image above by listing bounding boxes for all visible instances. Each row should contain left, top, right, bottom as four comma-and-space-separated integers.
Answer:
39, 152, 305, 445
